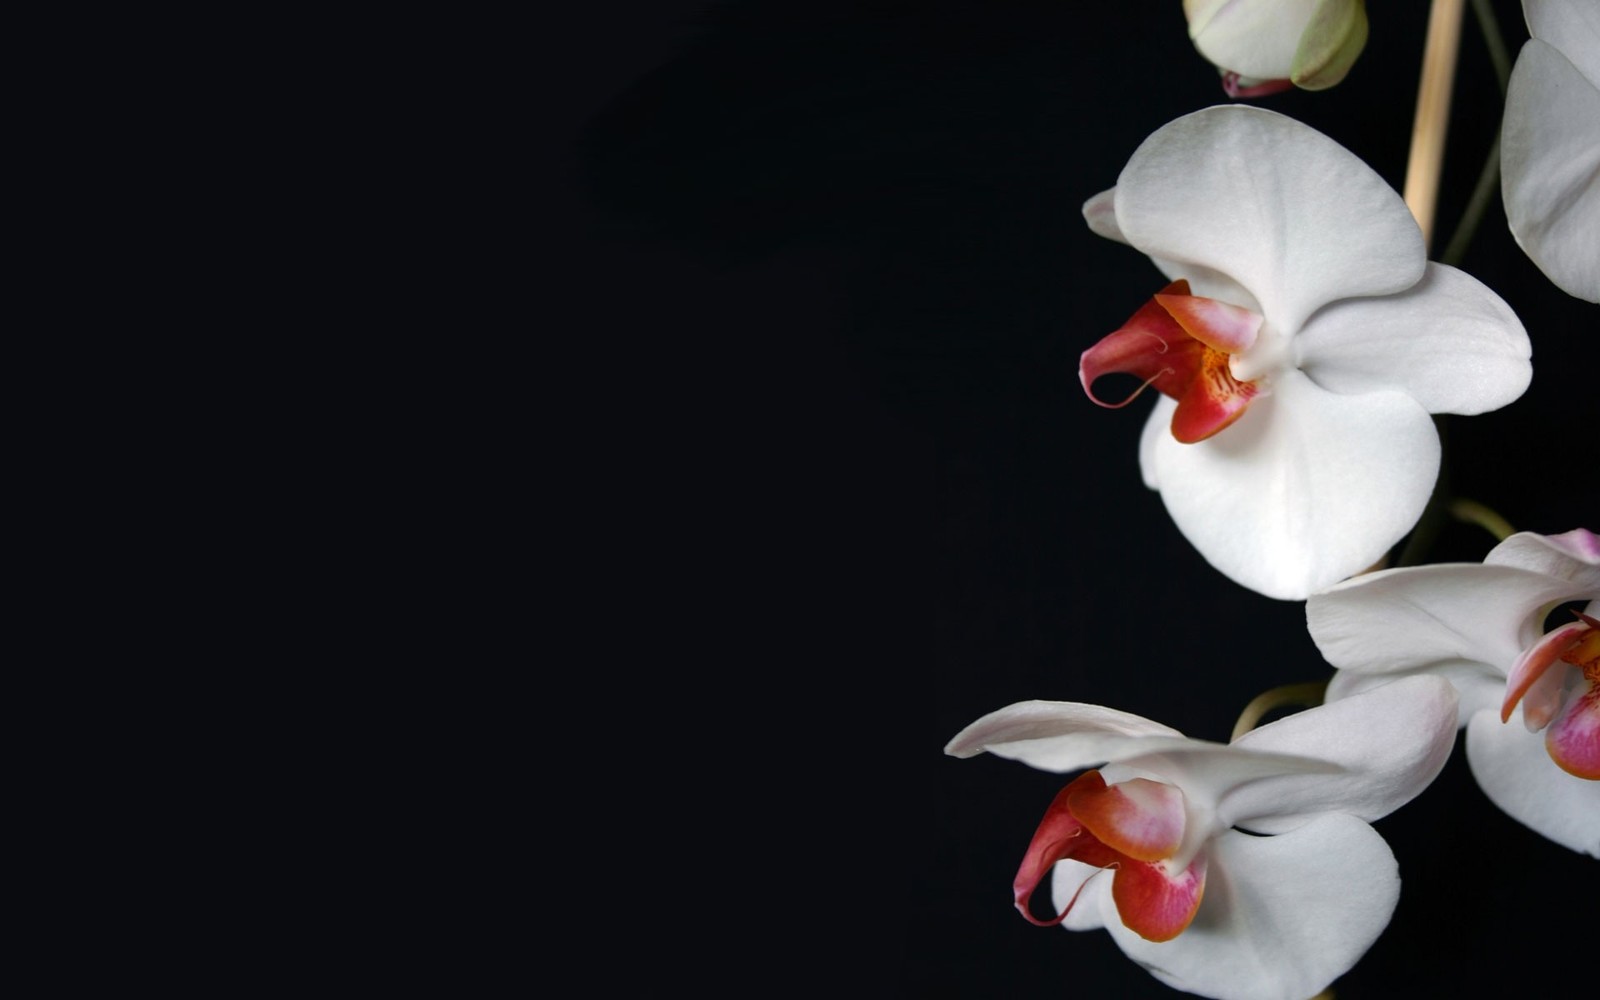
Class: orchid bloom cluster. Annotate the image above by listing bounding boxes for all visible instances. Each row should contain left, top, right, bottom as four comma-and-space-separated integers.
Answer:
946, 4, 1596, 999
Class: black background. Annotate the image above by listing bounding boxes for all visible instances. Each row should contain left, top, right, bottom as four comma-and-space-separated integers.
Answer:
557, 1, 1596, 995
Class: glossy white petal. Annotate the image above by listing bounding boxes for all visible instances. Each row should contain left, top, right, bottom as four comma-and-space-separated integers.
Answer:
1114, 106, 1423, 336
1465, 708, 1600, 857
944, 701, 1336, 800
1185, 0, 1319, 81
1092, 815, 1399, 1000
1295, 263, 1531, 414
945, 701, 1181, 758
1484, 528, 1600, 582
1524, 0, 1600, 86
1143, 369, 1437, 600
1137, 395, 1173, 491
1223, 676, 1457, 832
1083, 187, 1122, 245
1306, 563, 1576, 677
1326, 662, 1504, 728
1083, 187, 1257, 307
1502, 36, 1600, 303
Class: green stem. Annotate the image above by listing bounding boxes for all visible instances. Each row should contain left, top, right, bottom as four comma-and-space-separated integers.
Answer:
1440, 0, 1511, 266
1449, 498, 1515, 541
1439, 132, 1501, 267
1231, 681, 1329, 742
1469, 0, 1512, 94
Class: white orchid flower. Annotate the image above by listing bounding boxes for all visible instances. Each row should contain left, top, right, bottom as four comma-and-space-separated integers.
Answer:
1079, 106, 1531, 600
1501, 0, 1600, 303
946, 676, 1458, 1000
1309, 528, 1600, 856
1184, 0, 1368, 96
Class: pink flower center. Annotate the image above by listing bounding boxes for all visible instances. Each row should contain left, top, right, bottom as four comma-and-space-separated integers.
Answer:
1502, 611, 1600, 780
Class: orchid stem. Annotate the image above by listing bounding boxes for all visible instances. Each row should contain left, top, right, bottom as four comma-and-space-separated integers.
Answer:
1469, 0, 1512, 94
1439, 0, 1512, 266
1449, 498, 1515, 541
1404, 0, 1465, 249
1439, 132, 1500, 267
1231, 681, 1329, 742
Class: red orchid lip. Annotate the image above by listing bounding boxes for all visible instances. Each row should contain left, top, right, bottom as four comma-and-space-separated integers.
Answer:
1013, 770, 1206, 942
1079, 280, 1263, 444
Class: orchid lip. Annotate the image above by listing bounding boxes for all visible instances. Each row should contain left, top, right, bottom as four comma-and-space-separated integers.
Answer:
1080, 280, 1264, 444
1503, 611, 1599, 725
1012, 770, 1206, 939
1545, 611, 1600, 779
1545, 680, 1600, 780
1500, 620, 1587, 726
1068, 777, 1187, 862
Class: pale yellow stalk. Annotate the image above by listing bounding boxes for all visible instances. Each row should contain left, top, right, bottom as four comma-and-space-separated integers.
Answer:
1404, 0, 1465, 248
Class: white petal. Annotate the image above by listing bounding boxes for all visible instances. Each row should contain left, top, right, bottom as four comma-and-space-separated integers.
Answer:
1501, 39, 1600, 303
1485, 528, 1600, 582
1083, 187, 1123, 244
946, 701, 1215, 777
1326, 662, 1505, 728
1294, 263, 1530, 414
1186, 0, 1320, 81
944, 702, 1335, 802
1525, 0, 1600, 86
945, 701, 1181, 759
1306, 563, 1574, 678
1137, 395, 1171, 491
1101, 816, 1399, 1000
1083, 188, 1257, 307
1465, 708, 1600, 857
1048, 857, 1113, 931
1145, 369, 1437, 600
1115, 106, 1424, 336
1222, 675, 1457, 832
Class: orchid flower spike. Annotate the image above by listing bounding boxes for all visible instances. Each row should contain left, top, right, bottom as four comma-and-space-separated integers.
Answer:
1080, 106, 1531, 600
1184, 0, 1368, 97
946, 676, 1458, 1000
1501, 0, 1600, 303
1309, 528, 1600, 856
